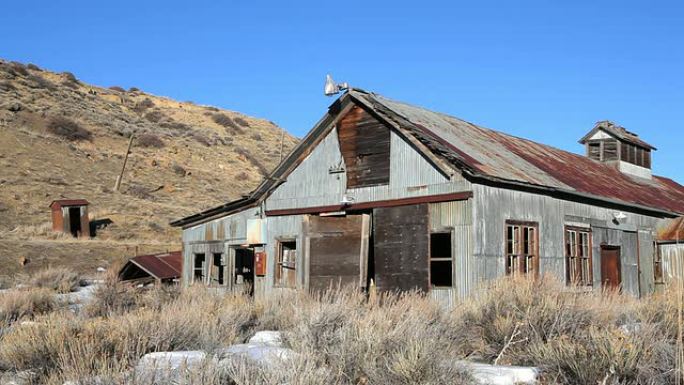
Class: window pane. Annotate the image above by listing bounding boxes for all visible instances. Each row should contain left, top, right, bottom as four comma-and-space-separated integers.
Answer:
430, 233, 452, 260
430, 260, 452, 287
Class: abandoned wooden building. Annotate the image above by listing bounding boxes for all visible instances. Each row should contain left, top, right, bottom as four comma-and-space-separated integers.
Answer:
171, 89, 684, 303
118, 251, 182, 285
50, 199, 90, 238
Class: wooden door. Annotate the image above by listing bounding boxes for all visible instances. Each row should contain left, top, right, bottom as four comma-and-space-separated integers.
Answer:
306, 214, 370, 292
600, 246, 621, 289
373, 204, 430, 293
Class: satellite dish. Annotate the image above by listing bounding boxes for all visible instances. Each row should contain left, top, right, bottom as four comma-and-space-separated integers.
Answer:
324, 74, 349, 96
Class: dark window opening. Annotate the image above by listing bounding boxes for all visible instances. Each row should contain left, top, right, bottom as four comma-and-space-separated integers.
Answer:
234, 248, 255, 295
430, 232, 452, 287
211, 253, 225, 285
276, 240, 297, 288
193, 253, 205, 283
505, 221, 539, 277
603, 141, 618, 161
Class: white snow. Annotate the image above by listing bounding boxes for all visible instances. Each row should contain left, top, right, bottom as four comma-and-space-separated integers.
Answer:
248, 330, 283, 347
458, 361, 539, 385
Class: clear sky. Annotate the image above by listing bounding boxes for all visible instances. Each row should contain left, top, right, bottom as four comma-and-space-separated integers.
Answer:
2, 1, 683, 181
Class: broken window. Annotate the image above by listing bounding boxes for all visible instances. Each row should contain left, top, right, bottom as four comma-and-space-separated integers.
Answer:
275, 240, 297, 288
505, 221, 538, 277
565, 227, 592, 286
430, 232, 452, 288
193, 253, 205, 284
603, 141, 618, 161
588, 142, 601, 161
621, 142, 651, 168
654, 244, 663, 284
210, 253, 225, 285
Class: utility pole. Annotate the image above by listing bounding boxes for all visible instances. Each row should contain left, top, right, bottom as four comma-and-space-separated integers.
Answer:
114, 134, 134, 192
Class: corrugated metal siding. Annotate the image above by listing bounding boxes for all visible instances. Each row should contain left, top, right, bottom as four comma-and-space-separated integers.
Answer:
429, 200, 472, 302
266, 127, 470, 211
659, 243, 684, 283
472, 183, 660, 297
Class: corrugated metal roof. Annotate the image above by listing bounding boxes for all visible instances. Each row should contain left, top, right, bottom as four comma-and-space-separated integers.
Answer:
352, 90, 684, 215
172, 89, 684, 228
125, 251, 182, 280
49, 199, 89, 208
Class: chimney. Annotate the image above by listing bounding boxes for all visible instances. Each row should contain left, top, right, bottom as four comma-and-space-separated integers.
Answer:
579, 121, 655, 180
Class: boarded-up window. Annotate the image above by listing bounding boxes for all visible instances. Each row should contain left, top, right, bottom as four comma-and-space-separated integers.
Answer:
306, 215, 370, 292
210, 253, 225, 285
565, 227, 592, 286
621, 142, 651, 168
374, 204, 429, 292
337, 105, 390, 188
430, 232, 452, 287
505, 221, 538, 277
193, 253, 205, 283
276, 240, 297, 288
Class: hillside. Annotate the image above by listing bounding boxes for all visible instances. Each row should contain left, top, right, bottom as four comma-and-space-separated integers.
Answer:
0, 59, 298, 280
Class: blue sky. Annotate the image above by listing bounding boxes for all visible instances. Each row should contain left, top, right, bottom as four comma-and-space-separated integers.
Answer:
2, 1, 683, 181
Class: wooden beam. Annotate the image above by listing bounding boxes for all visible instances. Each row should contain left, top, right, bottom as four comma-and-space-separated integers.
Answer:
265, 191, 472, 217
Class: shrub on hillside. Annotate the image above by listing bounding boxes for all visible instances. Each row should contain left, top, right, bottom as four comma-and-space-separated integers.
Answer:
136, 133, 165, 148
9, 62, 29, 77
108, 86, 126, 92
28, 267, 83, 294
128, 86, 140, 92
0, 81, 16, 92
144, 110, 165, 123
46, 116, 93, 141
26, 63, 42, 71
212, 113, 241, 133
234, 116, 250, 127
62, 72, 78, 83
26, 74, 56, 90
190, 131, 212, 147
133, 98, 155, 114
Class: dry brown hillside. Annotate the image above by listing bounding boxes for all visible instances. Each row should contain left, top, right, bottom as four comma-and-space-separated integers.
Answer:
0, 59, 297, 280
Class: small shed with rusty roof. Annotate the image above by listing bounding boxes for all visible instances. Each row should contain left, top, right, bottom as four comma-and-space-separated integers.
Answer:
50, 199, 90, 238
118, 251, 182, 284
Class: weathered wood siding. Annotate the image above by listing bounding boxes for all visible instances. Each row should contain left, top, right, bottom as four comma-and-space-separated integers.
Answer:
658, 243, 684, 284
471, 183, 660, 297
373, 204, 430, 292
265, 121, 470, 211
338, 105, 391, 188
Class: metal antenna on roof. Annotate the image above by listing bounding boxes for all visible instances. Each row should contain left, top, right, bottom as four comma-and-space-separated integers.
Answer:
324, 74, 349, 96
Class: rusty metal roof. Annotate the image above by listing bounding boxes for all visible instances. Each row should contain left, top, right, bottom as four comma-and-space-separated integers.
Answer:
172, 89, 684, 228
122, 251, 182, 281
49, 199, 89, 209
351, 90, 684, 215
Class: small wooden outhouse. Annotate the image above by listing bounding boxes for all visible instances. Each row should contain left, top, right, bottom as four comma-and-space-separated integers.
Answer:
50, 199, 90, 238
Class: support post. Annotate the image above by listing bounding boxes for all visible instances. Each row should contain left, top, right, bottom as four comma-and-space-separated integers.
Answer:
114, 135, 134, 192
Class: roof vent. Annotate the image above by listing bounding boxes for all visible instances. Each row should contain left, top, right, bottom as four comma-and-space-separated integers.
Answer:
579, 121, 655, 180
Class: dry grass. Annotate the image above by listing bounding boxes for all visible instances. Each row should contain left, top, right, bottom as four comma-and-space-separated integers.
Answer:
46, 116, 92, 141
0, 288, 56, 327
1, 277, 679, 384
27, 267, 84, 294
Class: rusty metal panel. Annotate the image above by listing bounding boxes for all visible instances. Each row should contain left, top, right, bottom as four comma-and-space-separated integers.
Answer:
373, 204, 430, 292
306, 214, 369, 292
